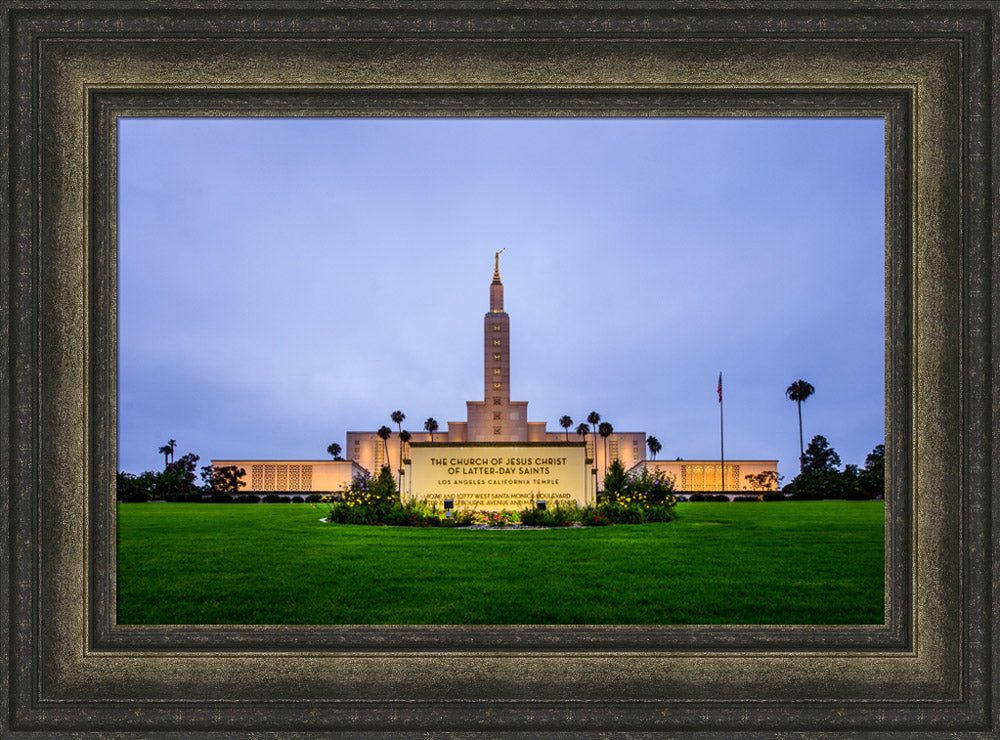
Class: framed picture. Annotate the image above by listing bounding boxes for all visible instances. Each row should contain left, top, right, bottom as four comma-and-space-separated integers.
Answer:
2, 2, 995, 735
114, 115, 887, 627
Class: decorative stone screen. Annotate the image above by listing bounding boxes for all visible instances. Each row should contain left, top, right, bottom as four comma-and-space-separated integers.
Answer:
247, 463, 314, 491
680, 464, 741, 491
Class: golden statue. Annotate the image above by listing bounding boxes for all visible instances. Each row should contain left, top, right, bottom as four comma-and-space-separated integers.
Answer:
494, 248, 505, 278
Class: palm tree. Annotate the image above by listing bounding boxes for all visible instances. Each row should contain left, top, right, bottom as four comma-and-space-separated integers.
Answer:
326, 442, 342, 460
786, 379, 816, 471
377, 425, 392, 468
576, 422, 593, 504
559, 415, 573, 441
647, 436, 662, 460
391, 410, 405, 433
598, 421, 613, 478
391, 410, 406, 474
398, 429, 412, 499
587, 411, 600, 475
158, 439, 176, 467
424, 417, 439, 442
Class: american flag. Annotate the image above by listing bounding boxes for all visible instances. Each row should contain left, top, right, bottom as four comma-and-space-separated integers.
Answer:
717, 372, 722, 403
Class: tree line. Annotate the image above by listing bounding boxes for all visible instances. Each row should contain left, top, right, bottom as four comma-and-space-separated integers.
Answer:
122, 377, 881, 502
117, 440, 246, 502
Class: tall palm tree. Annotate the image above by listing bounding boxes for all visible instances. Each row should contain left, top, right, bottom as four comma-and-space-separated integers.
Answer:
587, 411, 600, 475
575, 422, 590, 457
326, 442, 342, 460
576, 422, 593, 504
391, 410, 406, 474
376, 425, 392, 469
598, 421, 613, 478
647, 436, 662, 460
559, 415, 573, 441
158, 439, 176, 467
785, 379, 816, 471
398, 429, 412, 499
390, 410, 405, 433
424, 417, 439, 442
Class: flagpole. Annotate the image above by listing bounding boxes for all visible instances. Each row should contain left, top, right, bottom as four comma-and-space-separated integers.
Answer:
719, 372, 725, 494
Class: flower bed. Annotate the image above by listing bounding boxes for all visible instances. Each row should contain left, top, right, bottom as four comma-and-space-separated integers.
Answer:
313, 471, 678, 527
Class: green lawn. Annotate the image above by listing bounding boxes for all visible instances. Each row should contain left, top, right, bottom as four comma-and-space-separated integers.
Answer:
117, 501, 884, 625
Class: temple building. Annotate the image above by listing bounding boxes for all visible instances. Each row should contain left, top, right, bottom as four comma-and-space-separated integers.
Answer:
214, 253, 778, 494
344, 251, 646, 481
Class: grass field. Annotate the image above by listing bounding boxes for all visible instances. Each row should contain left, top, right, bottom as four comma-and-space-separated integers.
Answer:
117, 501, 884, 625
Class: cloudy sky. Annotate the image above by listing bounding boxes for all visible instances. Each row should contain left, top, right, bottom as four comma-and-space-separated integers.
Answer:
118, 116, 885, 482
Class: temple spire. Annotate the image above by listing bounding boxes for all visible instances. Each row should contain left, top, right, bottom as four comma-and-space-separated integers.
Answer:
490, 249, 505, 313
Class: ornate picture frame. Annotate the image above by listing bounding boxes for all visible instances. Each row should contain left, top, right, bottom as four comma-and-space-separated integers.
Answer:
2, 2, 995, 735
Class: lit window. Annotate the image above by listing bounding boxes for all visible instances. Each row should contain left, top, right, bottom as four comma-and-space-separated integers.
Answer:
493, 353, 501, 361
493, 368, 501, 376
493, 339, 501, 346
493, 324, 501, 331
493, 382, 501, 390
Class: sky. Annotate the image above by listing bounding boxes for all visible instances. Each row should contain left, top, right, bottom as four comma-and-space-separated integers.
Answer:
118, 116, 885, 483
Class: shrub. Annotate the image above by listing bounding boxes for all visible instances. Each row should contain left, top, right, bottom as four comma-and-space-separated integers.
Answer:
262, 494, 283, 503
468, 509, 521, 527
519, 503, 582, 527
518, 507, 546, 526
593, 467, 680, 524
762, 492, 787, 502
401, 497, 438, 520
305, 494, 323, 503
291, 496, 304, 503
838, 489, 876, 501
322, 468, 401, 523
733, 495, 762, 502
382, 508, 412, 526
341, 467, 399, 508
404, 499, 443, 526
625, 466, 677, 505
451, 510, 477, 527
585, 511, 612, 526
327, 502, 381, 525
687, 493, 729, 502
592, 502, 646, 524
601, 459, 629, 500
234, 494, 260, 503
642, 504, 677, 522
210, 492, 233, 503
